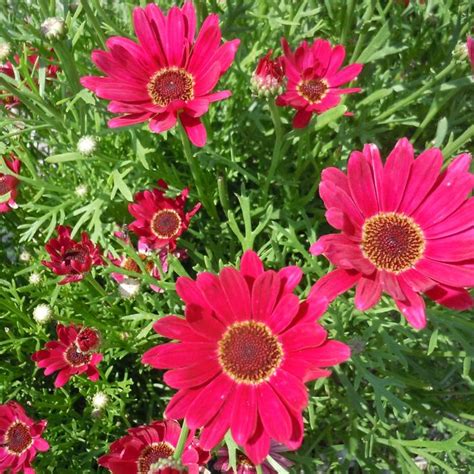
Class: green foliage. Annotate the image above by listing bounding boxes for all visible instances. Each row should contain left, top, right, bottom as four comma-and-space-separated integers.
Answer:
0, 0, 473, 472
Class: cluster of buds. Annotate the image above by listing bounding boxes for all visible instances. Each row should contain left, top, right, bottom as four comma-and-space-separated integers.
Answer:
251, 50, 285, 96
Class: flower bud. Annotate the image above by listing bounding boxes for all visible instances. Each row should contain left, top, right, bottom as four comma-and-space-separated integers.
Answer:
251, 50, 285, 96
77, 136, 97, 156
40, 17, 65, 40
0, 41, 10, 61
33, 304, 52, 324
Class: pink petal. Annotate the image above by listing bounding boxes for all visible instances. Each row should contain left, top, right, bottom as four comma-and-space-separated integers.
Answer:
219, 267, 252, 321
395, 280, 426, 330
266, 293, 300, 334
163, 360, 221, 389
108, 113, 152, 128
354, 274, 382, 311
251, 271, 281, 321
230, 384, 257, 445
300, 340, 351, 367
149, 112, 177, 133
308, 269, 360, 305
196, 272, 234, 325
240, 250, 264, 280
328, 63, 363, 87
185, 373, 234, 429
416, 258, 474, 287
179, 114, 207, 147
425, 231, 474, 262
186, 304, 225, 340
292, 109, 312, 128
270, 369, 308, 410
398, 148, 443, 215
142, 342, 215, 369
257, 383, 292, 443
278, 266, 303, 293
381, 138, 413, 212
175, 276, 209, 308
424, 199, 474, 238
425, 284, 474, 310
281, 323, 327, 351
152, 316, 204, 342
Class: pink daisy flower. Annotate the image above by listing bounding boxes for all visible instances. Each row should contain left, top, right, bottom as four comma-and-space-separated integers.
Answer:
276, 38, 363, 128
0, 153, 21, 213
309, 138, 474, 329
42, 225, 103, 284
215, 442, 293, 474
98, 420, 209, 474
128, 180, 201, 251
142, 250, 351, 465
32, 324, 103, 388
80, 1, 240, 147
0, 401, 49, 474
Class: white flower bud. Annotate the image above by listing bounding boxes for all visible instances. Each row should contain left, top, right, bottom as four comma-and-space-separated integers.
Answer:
41, 17, 65, 40
118, 278, 141, 299
33, 304, 52, 324
0, 41, 11, 61
75, 184, 88, 197
19, 251, 31, 262
77, 136, 97, 156
29, 272, 42, 285
92, 392, 108, 410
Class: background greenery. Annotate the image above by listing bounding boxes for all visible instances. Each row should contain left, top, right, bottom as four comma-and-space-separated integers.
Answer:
0, 0, 473, 472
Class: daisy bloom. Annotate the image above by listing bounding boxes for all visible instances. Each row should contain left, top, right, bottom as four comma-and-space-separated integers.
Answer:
128, 180, 201, 251
40, 17, 65, 40
98, 420, 209, 474
309, 138, 474, 329
142, 250, 351, 465
215, 442, 293, 474
251, 50, 285, 96
0, 401, 49, 474
0, 154, 21, 213
80, 1, 240, 147
276, 38, 363, 128
32, 324, 103, 388
109, 229, 167, 293
42, 225, 103, 284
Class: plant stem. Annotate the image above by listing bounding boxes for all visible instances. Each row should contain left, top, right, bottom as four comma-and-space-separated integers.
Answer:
173, 421, 189, 461
85, 274, 108, 298
263, 100, 285, 199
374, 62, 456, 122
178, 124, 218, 220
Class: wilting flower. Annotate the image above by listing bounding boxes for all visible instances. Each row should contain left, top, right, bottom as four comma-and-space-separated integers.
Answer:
0, 41, 10, 61
215, 442, 293, 474
1, 52, 58, 109
142, 250, 350, 464
98, 420, 209, 474
467, 36, 474, 71
77, 135, 97, 155
251, 50, 285, 96
32, 324, 102, 388
33, 304, 52, 324
128, 180, 201, 251
81, 1, 240, 147
0, 401, 49, 473
0, 154, 21, 213
276, 38, 363, 128
309, 139, 474, 329
42, 225, 103, 284
40, 17, 65, 40
109, 229, 167, 293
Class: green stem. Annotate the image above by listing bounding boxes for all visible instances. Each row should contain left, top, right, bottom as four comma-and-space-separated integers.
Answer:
81, 0, 107, 49
178, 124, 218, 220
256, 465, 263, 474
172, 421, 189, 461
374, 62, 456, 122
85, 274, 108, 298
263, 100, 285, 198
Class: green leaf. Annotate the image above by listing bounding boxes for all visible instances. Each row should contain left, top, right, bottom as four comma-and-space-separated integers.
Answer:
46, 152, 84, 163
112, 169, 133, 201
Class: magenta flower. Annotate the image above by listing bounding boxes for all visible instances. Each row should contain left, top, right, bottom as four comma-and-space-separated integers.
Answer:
142, 250, 350, 465
81, 1, 240, 147
310, 139, 474, 329
32, 324, 103, 388
276, 38, 363, 128
0, 401, 49, 474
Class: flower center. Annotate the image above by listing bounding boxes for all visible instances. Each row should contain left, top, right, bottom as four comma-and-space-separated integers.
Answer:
297, 78, 328, 104
5, 421, 32, 455
218, 321, 283, 384
63, 247, 88, 266
64, 343, 92, 367
0, 175, 11, 195
147, 67, 194, 107
76, 328, 100, 352
122, 254, 154, 274
237, 453, 255, 468
150, 209, 182, 240
361, 212, 425, 273
137, 442, 175, 474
